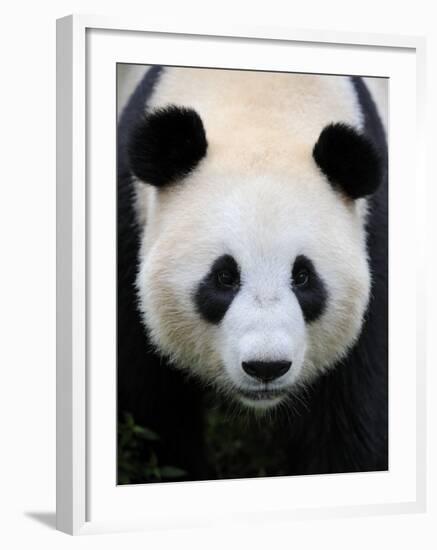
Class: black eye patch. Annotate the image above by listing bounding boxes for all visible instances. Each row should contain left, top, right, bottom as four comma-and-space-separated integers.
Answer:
291, 255, 328, 323
194, 255, 241, 324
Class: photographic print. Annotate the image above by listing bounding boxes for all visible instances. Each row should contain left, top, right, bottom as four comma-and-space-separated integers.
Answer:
116, 64, 388, 485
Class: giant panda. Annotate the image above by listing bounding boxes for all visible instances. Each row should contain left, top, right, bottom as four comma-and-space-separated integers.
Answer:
117, 66, 388, 482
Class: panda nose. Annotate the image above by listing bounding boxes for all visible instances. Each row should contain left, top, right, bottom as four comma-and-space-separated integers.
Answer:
242, 360, 291, 382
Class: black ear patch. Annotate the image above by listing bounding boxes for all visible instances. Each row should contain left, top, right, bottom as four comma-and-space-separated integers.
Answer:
127, 105, 208, 187
313, 123, 383, 200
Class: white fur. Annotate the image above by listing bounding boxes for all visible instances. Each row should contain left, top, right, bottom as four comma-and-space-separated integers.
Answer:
135, 69, 370, 409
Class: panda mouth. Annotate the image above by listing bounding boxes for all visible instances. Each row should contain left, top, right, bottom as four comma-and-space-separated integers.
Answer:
237, 388, 288, 402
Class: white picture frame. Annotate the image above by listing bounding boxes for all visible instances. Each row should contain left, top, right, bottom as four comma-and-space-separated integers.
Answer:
56, 14, 427, 535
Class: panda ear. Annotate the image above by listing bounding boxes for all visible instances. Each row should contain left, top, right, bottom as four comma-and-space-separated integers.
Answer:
312, 123, 383, 200
127, 105, 208, 187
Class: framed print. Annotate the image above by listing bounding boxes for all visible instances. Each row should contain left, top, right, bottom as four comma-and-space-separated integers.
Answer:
56, 15, 427, 535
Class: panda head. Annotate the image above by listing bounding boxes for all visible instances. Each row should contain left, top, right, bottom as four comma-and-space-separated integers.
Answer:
129, 104, 383, 410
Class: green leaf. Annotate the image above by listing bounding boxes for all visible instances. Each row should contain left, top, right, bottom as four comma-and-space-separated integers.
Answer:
118, 473, 131, 484
124, 413, 135, 427
132, 425, 160, 441
160, 466, 187, 479
119, 431, 132, 448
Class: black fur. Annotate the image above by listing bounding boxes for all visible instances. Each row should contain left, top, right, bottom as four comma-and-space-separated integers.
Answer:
284, 77, 388, 475
127, 105, 207, 187
313, 122, 383, 199
117, 67, 388, 481
194, 254, 240, 324
292, 255, 328, 323
117, 67, 207, 481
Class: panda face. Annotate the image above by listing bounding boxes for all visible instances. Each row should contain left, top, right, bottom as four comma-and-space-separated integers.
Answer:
135, 166, 371, 410
130, 71, 383, 410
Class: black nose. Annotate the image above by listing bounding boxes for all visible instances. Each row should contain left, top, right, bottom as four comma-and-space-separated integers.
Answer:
242, 360, 291, 382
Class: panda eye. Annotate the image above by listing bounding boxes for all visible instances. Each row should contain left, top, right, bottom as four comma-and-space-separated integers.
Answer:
293, 268, 310, 288
216, 269, 239, 290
